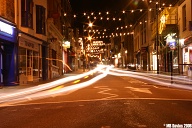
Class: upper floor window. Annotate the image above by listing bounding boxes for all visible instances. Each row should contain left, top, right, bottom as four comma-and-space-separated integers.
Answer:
182, 4, 186, 31
21, 0, 33, 28
36, 5, 46, 35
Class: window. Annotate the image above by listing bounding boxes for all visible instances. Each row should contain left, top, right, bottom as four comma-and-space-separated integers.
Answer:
52, 49, 56, 66
36, 5, 46, 34
21, 0, 33, 28
182, 4, 186, 31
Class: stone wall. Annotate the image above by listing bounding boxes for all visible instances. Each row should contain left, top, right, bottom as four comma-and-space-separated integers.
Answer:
0, 0, 15, 22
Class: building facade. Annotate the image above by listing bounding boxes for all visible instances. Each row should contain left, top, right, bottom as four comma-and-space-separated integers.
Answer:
178, 0, 192, 77
15, 0, 48, 84
0, 0, 18, 86
132, 0, 179, 74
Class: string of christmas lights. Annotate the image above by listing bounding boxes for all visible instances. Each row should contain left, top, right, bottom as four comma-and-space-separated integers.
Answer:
64, 3, 173, 20
71, 1, 175, 40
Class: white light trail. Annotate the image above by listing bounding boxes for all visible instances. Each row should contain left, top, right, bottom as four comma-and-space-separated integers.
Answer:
0, 65, 108, 102
108, 68, 192, 90
0, 65, 112, 105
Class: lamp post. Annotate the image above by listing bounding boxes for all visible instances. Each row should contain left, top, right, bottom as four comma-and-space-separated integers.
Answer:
156, 1, 160, 74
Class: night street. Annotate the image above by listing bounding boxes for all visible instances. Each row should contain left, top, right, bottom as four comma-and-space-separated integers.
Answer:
0, 69, 192, 128
0, 0, 192, 127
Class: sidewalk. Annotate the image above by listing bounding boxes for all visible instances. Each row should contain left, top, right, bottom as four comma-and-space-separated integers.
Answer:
0, 69, 87, 94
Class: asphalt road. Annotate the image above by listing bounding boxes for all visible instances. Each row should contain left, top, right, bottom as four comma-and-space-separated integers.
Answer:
0, 74, 192, 128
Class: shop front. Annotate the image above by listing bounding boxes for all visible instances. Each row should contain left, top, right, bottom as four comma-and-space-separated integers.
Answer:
181, 36, 192, 77
18, 33, 43, 84
0, 17, 18, 86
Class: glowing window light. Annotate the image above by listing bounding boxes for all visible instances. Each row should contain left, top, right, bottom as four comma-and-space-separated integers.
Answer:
0, 21, 14, 35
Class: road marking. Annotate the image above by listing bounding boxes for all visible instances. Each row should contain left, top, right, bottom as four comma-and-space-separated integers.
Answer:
79, 104, 84, 107
84, 76, 89, 79
94, 86, 118, 99
73, 80, 81, 84
50, 85, 64, 92
125, 87, 152, 94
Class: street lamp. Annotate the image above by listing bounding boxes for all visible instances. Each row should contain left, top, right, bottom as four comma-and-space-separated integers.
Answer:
88, 22, 93, 27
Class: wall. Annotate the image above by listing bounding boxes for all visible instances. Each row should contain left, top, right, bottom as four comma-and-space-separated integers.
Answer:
0, 0, 15, 22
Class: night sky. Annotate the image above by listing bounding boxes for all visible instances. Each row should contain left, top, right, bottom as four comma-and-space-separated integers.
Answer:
69, 0, 142, 12
69, 0, 147, 36
69, 0, 179, 42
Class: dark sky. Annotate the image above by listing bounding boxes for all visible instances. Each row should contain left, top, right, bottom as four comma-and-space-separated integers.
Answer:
69, 0, 141, 13
69, 0, 179, 42
69, 0, 148, 32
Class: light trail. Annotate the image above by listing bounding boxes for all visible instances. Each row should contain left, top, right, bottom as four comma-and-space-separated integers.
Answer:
0, 65, 109, 103
0, 66, 112, 106
110, 68, 192, 84
108, 68, 192, 91
1, 66, 191, 106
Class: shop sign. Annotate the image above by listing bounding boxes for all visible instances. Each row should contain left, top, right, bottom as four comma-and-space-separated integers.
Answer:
0, 21, 14, 37
19, 38, 39, 51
